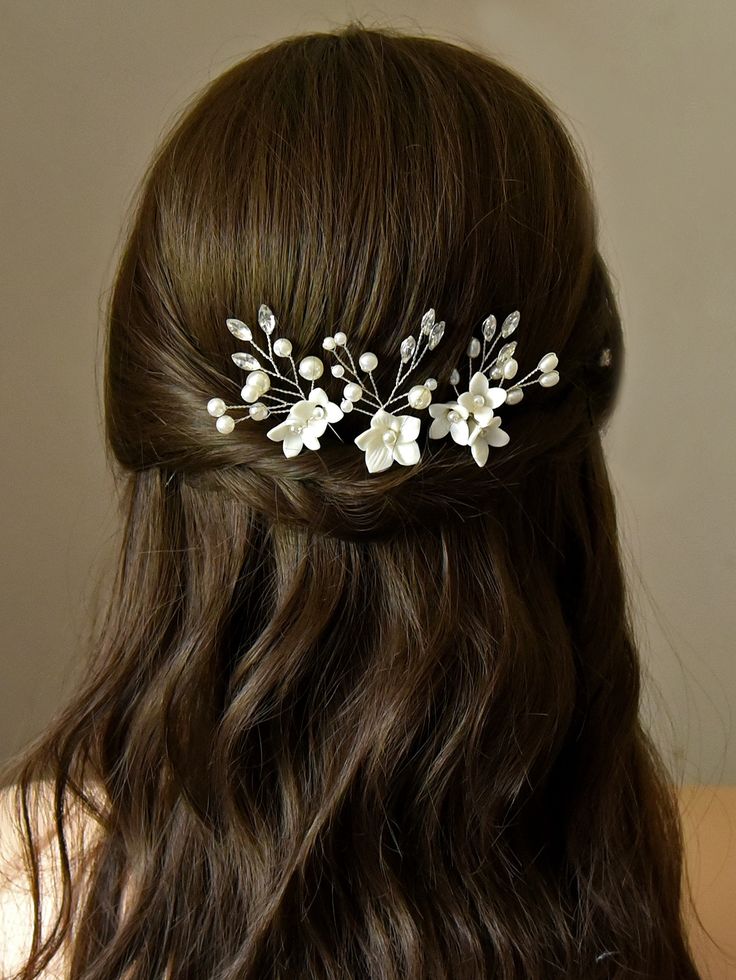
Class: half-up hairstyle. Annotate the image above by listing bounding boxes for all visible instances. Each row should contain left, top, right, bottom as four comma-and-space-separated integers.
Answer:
3, 22, 700, 980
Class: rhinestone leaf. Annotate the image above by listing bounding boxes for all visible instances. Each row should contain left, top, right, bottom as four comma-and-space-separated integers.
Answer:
232, 352, 260, 370
501, 311, 520, 337
495, 341, 517, 365
226, 318, 252, 341
258, 304, 277, 335
427, 320, 445, 350
420, 309, 436, 334
482, 314, 497, 341
400, 336, 417, 363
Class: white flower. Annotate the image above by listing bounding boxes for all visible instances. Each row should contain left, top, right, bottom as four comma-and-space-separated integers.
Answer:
428, 373, 507, 446
466, 415, 510, 467
267, 387, 343, 457
427, 400, 471, 445
456, 371, 507, 425
354, 409, 421, 473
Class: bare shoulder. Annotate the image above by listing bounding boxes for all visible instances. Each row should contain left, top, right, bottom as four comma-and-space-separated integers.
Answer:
0, 780, 102, 980
678, 784, 736, 979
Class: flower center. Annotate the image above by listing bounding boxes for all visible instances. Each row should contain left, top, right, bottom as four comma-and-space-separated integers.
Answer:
382, 430, 397, 446
448, 410, 460, 423
312, 406, 326, 420
473, 395, 485, 408
289, 423, 304, 434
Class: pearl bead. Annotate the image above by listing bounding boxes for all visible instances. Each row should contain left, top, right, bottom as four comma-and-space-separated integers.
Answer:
249, 402, 269, 420
359, 352, 378, 372
331, 364, 345, 378
424, 378, 437, 391
408, 384, 432, 409
538, 353, 558, 373
322, 336, 336, 350
273, 338, 292, 357
539, 370, 559, 387
506, 387, 524, 405
340, 399, 353, 412
467, 338, 481, 358
216, 415, 235, 434
344, 382, 362, 401
473, 395, 485, 408
247, 370, 270, 393
207, 397, 226, 417
490, 366, 503, 380
503, 358, 518, 380
382, 430, 397, 446
312, 406, 325, 420
448, 410, 460, 424
240, 384, 259, 403
334, 331, 347, 346
298, 355, 324, 380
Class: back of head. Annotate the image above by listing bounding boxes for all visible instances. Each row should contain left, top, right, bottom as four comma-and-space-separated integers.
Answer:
7, 23, 699, 980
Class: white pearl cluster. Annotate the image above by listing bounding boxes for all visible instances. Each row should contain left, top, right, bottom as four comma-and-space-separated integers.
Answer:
321, 328, 439, 418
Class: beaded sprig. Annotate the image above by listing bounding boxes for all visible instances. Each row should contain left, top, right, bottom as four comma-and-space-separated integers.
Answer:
205, 305, 562, 473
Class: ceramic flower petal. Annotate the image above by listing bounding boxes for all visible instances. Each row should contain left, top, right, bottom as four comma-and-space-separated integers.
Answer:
282, 432, 304, 457
371, 408, 394, 430
290, 400, 315, 422
354, 428, 376, 451
468, 371, 489, 396
393, 440, 420, 466
301, 429, 322, 451
360, 434, 395, 473
470, 406, 495, 426
326, 402, 344, 423
267, 420, 295, 441
428, 416, 451, 439
470, 439, 489, 467
485, 420, 510, 447
428, 402, 453, 420
449, 419, 470, 445
467, 419, 484, 445
428, 402, 466, 441
309, 388, 329, 406
398, 414, 421, 442
487, 387, 507, 409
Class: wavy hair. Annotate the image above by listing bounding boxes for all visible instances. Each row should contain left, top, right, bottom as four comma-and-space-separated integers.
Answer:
2, 23, 701, 980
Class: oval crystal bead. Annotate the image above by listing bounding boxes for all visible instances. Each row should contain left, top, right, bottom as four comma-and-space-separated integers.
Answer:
501, 311, 520, 337
427, 320, 445, 349
232, 352, 260, 370
226, 318, 252, 341
257, 304, 277, 335
400, 336, 416, 362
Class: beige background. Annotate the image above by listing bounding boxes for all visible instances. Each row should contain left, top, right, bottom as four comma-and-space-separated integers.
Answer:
1, 1, 734, 781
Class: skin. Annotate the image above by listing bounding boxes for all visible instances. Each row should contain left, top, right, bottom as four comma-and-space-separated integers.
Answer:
679, 785, 736, 979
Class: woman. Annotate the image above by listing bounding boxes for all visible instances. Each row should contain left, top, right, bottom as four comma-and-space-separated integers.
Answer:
0, 23, 707, 979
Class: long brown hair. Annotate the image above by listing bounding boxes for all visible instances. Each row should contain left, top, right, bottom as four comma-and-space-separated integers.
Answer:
3, 23, 700, 979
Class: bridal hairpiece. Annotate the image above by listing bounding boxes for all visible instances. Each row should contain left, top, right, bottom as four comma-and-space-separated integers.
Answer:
205, 305, 565, 473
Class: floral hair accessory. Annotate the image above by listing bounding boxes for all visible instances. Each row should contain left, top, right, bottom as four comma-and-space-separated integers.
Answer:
206, 305, 563, 473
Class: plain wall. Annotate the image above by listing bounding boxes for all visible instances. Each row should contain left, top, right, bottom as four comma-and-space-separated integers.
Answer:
1, 0, 734, 780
